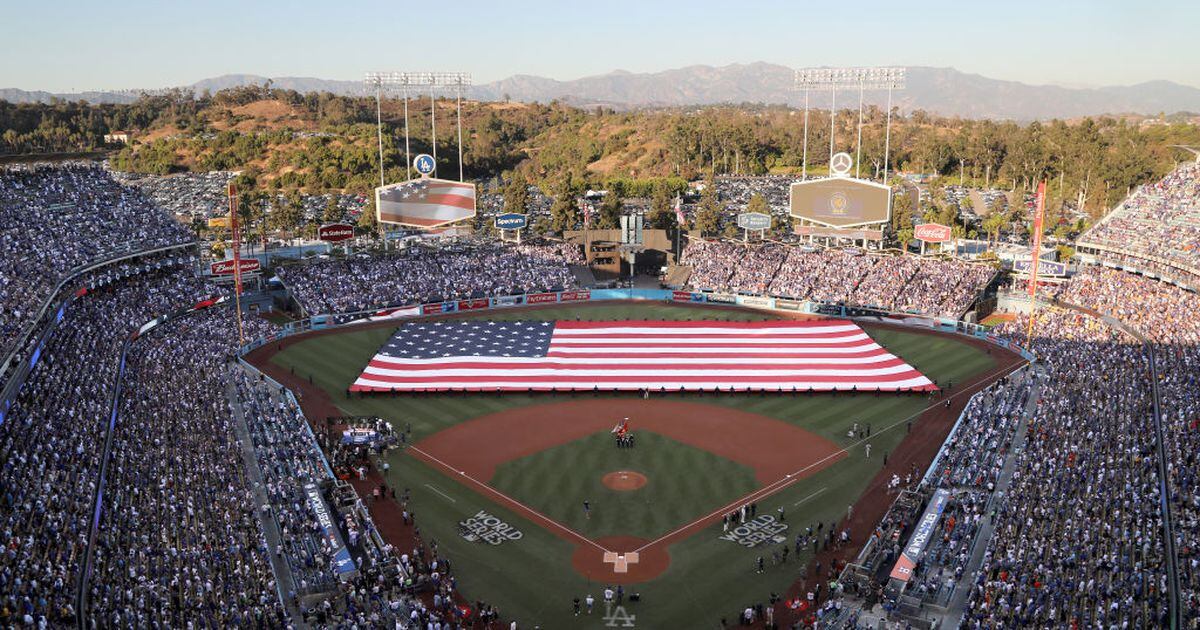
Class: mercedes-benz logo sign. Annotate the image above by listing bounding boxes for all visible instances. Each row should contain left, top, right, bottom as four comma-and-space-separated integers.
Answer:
831, 152, 853, 176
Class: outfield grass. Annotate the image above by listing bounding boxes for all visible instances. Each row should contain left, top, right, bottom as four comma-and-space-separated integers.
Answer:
269, 302, 998, 628
490, 430, 758, 540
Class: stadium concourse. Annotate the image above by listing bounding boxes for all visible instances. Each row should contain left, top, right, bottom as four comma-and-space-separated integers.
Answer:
0, 162, 1197, 629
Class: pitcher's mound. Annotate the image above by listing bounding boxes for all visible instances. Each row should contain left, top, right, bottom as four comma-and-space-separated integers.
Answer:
602, 470, 647, 491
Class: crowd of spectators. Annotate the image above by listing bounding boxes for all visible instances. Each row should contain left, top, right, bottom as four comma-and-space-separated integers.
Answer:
961, 308, 1170, 628
1078, 162, 1200, 284
682, 240, 995, 317
88, 301, 286, 627
0, 163, 193, 361
1056, 266, 1200, 625
279, 240, 581, 314
0, 264, 207, 626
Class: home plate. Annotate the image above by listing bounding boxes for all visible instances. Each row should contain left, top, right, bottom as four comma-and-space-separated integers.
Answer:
603, 551, 640, 573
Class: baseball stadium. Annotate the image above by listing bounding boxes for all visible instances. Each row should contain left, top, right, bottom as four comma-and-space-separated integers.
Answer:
2, 5, 1199, 628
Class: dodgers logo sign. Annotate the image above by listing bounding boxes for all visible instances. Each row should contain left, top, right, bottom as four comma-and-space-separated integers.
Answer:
413, 153, 436, 176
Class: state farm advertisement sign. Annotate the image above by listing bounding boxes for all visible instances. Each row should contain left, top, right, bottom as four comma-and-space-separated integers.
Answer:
526, 292, 559, 304
914, 223, 952, 243
319, 223, 355, 242
209, 258, 261, 276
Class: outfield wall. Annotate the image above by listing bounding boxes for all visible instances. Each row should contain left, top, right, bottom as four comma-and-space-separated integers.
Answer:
240, 288, 1035, 364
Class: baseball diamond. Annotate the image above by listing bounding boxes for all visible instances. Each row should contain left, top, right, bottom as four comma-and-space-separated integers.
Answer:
249, 300, 1024, 627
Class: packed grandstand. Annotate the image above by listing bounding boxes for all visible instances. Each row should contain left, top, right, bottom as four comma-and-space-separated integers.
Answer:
0, 155, 1197, 629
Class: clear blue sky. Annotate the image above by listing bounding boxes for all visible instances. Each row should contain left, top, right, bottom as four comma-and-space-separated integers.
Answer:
1, 0, 1196, 92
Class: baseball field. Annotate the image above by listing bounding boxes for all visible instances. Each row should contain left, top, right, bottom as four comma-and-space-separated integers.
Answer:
251, 301, 1020, 628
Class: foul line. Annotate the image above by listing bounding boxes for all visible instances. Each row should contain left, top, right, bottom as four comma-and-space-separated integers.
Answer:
408, 445, 608, 553
794, 487, 828, 507
424, 483, 457, 503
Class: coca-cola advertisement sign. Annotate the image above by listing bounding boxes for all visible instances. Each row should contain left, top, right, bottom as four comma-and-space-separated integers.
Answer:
319, 223, 355, 242
914, 223, 952, 243
559, 290, 591, 302
209, 258, 261, 276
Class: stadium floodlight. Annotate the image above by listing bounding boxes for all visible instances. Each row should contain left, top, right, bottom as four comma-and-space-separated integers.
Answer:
792, 67, 905, 181
365, 72, 473, 184
794, 67, 905, 91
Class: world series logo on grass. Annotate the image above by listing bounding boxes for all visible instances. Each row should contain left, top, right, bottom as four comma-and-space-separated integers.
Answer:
459, 510, 523, 545
718, 514, 788, 547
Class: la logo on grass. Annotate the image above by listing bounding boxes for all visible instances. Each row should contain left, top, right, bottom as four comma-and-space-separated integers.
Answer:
603, 602, 636, 627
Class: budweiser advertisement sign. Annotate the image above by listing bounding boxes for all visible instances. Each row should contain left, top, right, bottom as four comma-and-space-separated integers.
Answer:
319, 223, 355, 242
457, 298, 490, 311
914, 223, 952, 243
209, 258, 261, 276
526, 292, 559, 304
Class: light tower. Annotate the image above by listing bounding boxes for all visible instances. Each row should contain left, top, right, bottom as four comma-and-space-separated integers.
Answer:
364, 72, 473, 185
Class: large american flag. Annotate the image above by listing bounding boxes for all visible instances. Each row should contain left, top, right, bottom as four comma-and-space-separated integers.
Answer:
349, 319, 937, 393
377, 178, 476, 227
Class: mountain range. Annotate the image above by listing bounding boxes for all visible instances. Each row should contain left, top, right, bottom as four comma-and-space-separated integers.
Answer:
4, 64, 1198, 121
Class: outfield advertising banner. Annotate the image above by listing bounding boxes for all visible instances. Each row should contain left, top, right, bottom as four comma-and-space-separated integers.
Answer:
422, 302, 457, 315
526, 292, 559, 304
559, 290, 591, 302
672, 290, 705, 303
889, 488, 951, 583
457, 298, 490, 311
737, 296, 775, 309
705, 293, 737, 304
491, 295, 525, 307
776, 299, 802, 311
